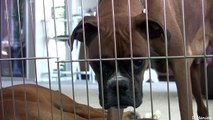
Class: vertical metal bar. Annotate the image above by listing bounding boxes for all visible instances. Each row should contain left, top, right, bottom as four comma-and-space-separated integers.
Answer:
0, 2, 4, 119
0, 63, 3, 119
96, 0, 106, 118
28, 1, 38, 119
201, 0, 209, 115
42, 0, 55, 119
4, 0, 16, 119
16, 0, 26, 84
56, 58, 64, 120
181, 0, 190, 119
46, 0, 59, 119
42, 0, 53, 89
41, 0, 51, 70
80, 0, 91, 119
16, 1, 28, 120
111, 0, 121, 119
25, 1, 40, 118
0, 50, 4, 119
0, 68, 3, 120
28, 0, 37, 85
127, 0, 137, 119
0, 2, 3, 112
65, 0, 77, 119
51, 0, 59, 57
162, 0, 171, 119
144, 0, 154, 119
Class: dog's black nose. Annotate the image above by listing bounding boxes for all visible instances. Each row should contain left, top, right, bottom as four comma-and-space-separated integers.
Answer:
108, 79, 130, 94
103, 76, 133, 108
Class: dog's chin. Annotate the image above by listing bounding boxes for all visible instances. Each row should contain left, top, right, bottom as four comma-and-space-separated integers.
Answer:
100, 99, 142, 109
109, 106, 128, 109
103, 104, 129, 109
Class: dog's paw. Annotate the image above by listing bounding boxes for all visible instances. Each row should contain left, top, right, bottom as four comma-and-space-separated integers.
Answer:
122, 111, 140, 120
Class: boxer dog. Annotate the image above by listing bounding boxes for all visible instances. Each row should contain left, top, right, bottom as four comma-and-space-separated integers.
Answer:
70, 0, 212, 119
0, 84, 139, 120
141, 1, 212, 119
71, 0, 147, 119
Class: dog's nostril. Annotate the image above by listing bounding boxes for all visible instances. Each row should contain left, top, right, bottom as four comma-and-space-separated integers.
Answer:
122, 85, 128, 91
110, 80, 130, 93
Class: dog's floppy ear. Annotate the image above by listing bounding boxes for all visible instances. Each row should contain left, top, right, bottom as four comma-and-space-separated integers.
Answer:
134, 14, 170, 40
69, 16, 97, 50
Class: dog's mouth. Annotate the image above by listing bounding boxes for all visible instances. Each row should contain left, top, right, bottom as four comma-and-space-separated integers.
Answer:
100, 95, 143, 109
104, 101, 133, 109
106, 104, 128, 109
103, 97, 133, 109
108, 105, 128, 109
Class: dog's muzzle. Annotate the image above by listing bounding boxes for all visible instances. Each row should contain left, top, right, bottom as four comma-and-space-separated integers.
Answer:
99, 73, 143, 109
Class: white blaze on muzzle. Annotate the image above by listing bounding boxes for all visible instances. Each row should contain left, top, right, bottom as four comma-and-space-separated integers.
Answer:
107, 70, 129, 86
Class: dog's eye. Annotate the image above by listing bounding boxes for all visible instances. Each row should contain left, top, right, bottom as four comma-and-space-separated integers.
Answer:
133, 59, 144, 70
90, 60, 114, 78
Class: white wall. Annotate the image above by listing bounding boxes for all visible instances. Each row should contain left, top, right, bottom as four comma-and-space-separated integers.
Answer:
34, 0, 98, 81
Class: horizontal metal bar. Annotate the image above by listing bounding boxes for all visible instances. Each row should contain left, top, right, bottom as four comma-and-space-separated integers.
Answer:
0, 57, 59, 61
56, 54, 213, 63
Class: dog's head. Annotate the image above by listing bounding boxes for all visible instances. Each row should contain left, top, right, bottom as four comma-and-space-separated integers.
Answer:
70, 14, 167, 109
